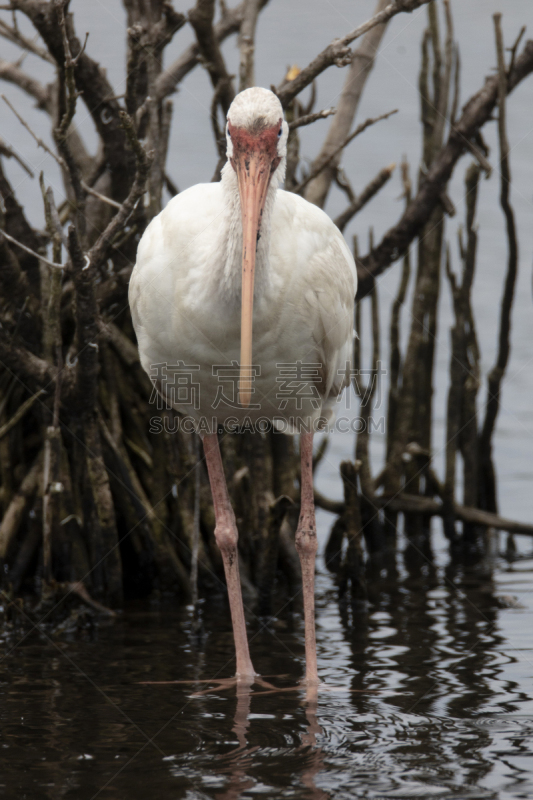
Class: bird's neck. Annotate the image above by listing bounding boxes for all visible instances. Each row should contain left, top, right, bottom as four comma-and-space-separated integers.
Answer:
215, 159, 286, 302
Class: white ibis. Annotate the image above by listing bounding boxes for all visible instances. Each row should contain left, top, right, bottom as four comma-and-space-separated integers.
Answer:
129, 87, 356, 684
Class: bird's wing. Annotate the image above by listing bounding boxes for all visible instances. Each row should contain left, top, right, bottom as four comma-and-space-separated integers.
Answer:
272, 191, 357, 403
129, 182, 226, 365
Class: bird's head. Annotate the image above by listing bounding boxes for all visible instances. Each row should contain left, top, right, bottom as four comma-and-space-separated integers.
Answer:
226, 87, 288, 407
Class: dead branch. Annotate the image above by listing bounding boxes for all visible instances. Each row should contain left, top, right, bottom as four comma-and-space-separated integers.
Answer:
338, 461, 366, 602
288, 107, 336, 130
0, 165, 44, 311
478, 14, 520, 515
68, 224, 99, 411
0, 60, 93, 186
357, 38, 533, 297
40, 177, 64, 585
334, 163, 396, 232
0, 452, 42, 560
0, 136, 33, 176
257, 494, 293, 615
68, 225, 123, 604
238, 0, 261, 92
2, 93, 64, 169
276, 0, 433, 108
0, 17, 54, 62
154, 0, 270, 103
12, 0, 134, 201
81, 182, 121, 209
443, 163, 481, 541
0, 228, 62, 270
86, 111, 152, 273
63, 580, 117, 616
188, 0, 235, 116
386, 159, 411, 462
0, 57, 49, 108
293, 109, 397, 195
98, 320, 141, 369
334, 166, 356, 203
0, 330, 57, 394
304, 0, 390, 208
381, 494, 533, 537
314, 488, 343, 516
53, 0, 86, 238
465, 138, 492, 176
0, 389, 45, 441
381, 7, 454, 543
321, 491, 533, 538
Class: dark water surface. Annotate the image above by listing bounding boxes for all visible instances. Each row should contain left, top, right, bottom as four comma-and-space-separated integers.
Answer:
2, 528, 533, 800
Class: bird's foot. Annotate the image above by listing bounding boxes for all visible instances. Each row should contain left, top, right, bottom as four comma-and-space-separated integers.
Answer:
137, 674, 283, 696
138, 674, 380, 697
254, 680, 381, 697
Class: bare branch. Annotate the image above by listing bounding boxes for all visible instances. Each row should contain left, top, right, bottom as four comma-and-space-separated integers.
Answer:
508, 24, 526, 75
188, 0, 235, 115
0, 452, 42, 560
357, 38, 533, 297
0, 17, 54, 63
68, 227, 123, 604
288, 107, 336, 130
53, 0, 86, 238
378, 493, 533, 537
304, 0, 390, 208
0, 328, 57, 392
293, 109, 397, 195
0, 57, 49, 107
81, 181, 121, 209
334, 163, 396, 232
55, 0, 78, 140
12, 0, 134, 201
238, 0, 261, 92
333, 166, 356, 203
0, 60, 93, 182
0, 156, 44, 289
276, 0, 433, 107
39, 176, 64, 368
478, 13, 520, 514
1, 92, 64, 168
68, 224, 99, 408
0, 388, 45, 441
86, 110, 153, 272
385, 157, 411, 463
0, 136, 33, 175
210, 76, 230, 159
465, 137, 492, 176
154, 0, 270, 103
0, 228, 63, 269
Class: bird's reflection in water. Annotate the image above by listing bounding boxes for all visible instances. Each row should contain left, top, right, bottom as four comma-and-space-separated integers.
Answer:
214, 682, 328, 800
214, 679, 256, 800
300, 684, 329, 800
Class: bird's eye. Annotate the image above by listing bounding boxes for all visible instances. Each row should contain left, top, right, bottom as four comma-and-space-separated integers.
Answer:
227, 128, 231, 138
278, 127, 282, 137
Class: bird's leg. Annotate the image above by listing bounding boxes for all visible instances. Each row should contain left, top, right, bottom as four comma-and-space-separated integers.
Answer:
203, 432, 256, 680
295, 430, 319, 684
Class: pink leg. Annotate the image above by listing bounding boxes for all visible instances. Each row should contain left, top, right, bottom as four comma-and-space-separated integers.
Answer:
203, 433, 256, 680
295, 430, 319, 684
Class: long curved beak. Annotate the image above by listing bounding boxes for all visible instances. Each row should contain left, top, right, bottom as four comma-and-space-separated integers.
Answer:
234, 150, 273, 407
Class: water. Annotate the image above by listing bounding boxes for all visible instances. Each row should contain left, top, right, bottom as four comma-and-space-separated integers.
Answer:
1, 1, 533, 796
1, 534, 533, 799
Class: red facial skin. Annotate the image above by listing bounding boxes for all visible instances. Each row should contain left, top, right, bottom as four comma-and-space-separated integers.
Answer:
227, 119, 282, 180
